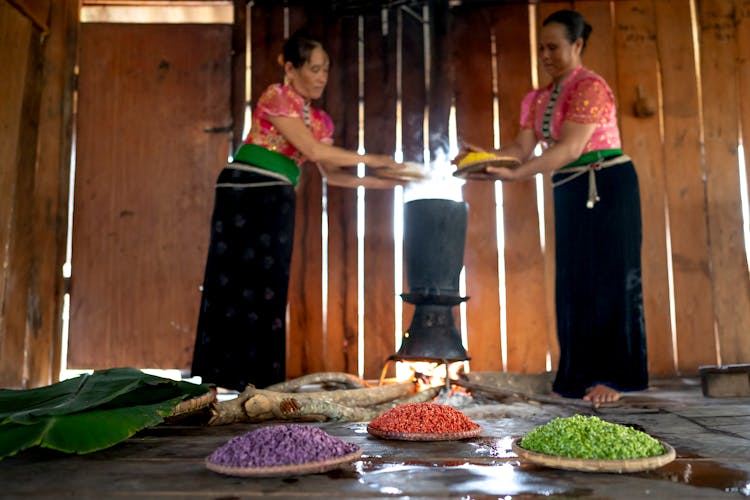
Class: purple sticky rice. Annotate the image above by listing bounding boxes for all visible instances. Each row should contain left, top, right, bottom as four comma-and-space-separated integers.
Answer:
207, 424, 360, 468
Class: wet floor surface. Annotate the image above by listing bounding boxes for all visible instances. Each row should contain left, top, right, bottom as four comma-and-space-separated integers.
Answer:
2, 379, 749, 499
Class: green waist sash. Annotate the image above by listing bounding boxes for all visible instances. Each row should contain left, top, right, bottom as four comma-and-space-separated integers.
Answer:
562, 148, 623, 169
232, 143, 300, 186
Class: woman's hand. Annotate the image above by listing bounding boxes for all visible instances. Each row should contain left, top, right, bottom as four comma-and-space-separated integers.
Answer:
318, 163, 407, 189
484, 165, 521, 181
452, 141, 486, 165
364, 154, 402, 170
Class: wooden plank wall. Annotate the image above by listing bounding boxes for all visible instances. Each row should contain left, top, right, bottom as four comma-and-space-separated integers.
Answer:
249, 0, 750, 381
3, 0, 750, 387
0, 0, 73, 389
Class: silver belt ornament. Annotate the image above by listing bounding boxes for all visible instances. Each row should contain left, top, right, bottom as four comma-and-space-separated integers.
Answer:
552, 154, 632, 208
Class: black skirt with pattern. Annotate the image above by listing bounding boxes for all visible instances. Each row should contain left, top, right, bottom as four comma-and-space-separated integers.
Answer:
191, 166, 295, 391
551, 161, 649, 398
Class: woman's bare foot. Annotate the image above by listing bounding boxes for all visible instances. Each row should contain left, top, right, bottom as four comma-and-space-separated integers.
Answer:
583, 384, 621, 404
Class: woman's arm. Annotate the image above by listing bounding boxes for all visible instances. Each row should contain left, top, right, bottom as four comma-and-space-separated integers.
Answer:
499, 128, 539, 161
485, 120, 596, 181
317, 164, 406, 189
268, 115, 400, 169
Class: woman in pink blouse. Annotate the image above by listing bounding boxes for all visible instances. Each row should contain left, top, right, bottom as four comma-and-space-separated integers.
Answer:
459, 10, 648, 404
191, 31, 403, 391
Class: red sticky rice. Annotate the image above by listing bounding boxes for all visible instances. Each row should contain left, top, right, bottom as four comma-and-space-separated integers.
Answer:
368, 403, 479, 434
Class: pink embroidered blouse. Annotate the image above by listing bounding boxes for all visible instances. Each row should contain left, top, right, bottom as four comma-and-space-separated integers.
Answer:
520, 66, 621, 153
244, 84, 334, 166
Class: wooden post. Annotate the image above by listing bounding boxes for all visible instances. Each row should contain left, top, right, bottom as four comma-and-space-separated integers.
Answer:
25, 0, 77, 387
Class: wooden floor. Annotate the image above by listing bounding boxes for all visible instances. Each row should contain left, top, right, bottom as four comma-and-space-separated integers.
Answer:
2, 378, 750, 499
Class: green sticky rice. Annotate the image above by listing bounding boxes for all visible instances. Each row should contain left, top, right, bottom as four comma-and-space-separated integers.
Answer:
519, 415, 665, 460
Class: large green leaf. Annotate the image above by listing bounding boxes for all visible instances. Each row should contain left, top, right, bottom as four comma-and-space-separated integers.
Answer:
2, 368, 209, 424
0, 377, 86, 421
0, 368, 212, 460
0, 397, 182, 459
0, 421, 49, 459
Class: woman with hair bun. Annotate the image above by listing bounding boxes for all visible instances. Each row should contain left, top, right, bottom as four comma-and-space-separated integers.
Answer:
457, 10, 648, 403
191, 30, 404, 392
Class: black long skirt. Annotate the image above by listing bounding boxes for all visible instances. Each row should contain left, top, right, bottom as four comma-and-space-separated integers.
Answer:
551, 162, 648, 398
191, 166, 295, 391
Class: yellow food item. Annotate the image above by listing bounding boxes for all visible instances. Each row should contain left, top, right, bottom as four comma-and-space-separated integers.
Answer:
457, 151, 498, 167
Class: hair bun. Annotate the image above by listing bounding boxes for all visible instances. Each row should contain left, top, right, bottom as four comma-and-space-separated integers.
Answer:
583, 22, 593, 42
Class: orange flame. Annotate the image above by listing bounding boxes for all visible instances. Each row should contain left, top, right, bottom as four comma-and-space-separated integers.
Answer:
395, 361, 468, 390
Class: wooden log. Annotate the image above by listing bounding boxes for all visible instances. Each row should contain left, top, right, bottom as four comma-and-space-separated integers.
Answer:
654, 0, 717, 372
210, 381, 417, 424
698, 0, 750, 364
264, 372, 370, 392
453, 378, 594, 409
613, 1, 674, 375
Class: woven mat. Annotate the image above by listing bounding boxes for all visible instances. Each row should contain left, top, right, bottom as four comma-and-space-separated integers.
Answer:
205, 449, 363, 478
366, 425, 482, 442
511, 437, 676, 473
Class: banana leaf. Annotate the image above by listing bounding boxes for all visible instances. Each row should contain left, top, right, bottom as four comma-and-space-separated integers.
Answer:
0, 368, 211, 460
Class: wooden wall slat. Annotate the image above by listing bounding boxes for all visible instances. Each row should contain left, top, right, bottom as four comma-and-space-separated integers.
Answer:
7, 0, 50, 31
613, 1, 675, 375
402, 8, 426, 165
322, 15, 360, 374
249, 5, 284, 111
536, 2, 573, 89
575, 1, 617, 102
0, 3, 33, 387
428, 0, 452, 160
285, 7, 326, 379
230, 2, 246, 150
654, 0, 717, 372
492, 4, 548, 373
287, 164, 324, 377
452, 6, 502, 372
698, 0, 750, 364
740, 1, 750, 260
24, 0, 77, 387
400, 7, 428, 364
70, 24, 231, 369
535, 1, 572, 372
362, 12, 398, 379
0, 4, 39, 388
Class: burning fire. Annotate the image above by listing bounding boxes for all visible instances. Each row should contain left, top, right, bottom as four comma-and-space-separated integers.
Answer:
395, 360, 468, 390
